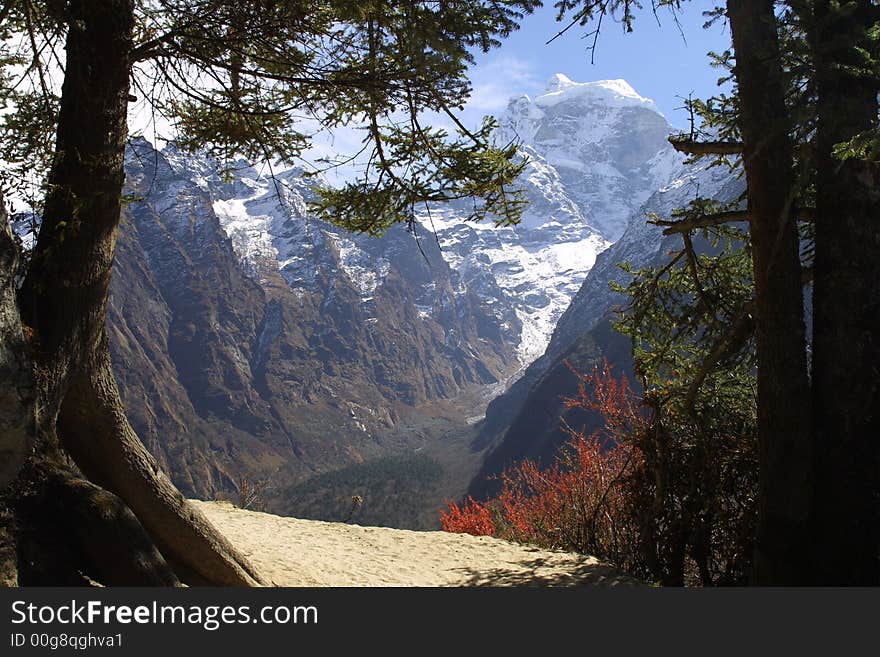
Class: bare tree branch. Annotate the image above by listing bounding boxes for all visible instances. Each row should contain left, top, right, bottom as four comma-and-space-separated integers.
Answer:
656, 207, 814, 235
682, 232, 712, 314
684, 302, 755, 413
668, 135, 744, 155
654, 210, 751, 235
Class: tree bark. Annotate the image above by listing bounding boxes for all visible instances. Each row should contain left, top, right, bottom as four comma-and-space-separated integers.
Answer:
726, 0, 813, 584
14, 461, 181, 586
59, 346, 267, 586
12, 0, 267, 586
807, 0, 880, 584
0, 200, 35, 489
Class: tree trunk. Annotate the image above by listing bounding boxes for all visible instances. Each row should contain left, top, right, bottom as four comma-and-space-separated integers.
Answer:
13, 460, 181, 586
9, 0, 267, 586
59, 346, 268, 586
0, 201, 35, 489
808, 0, 880, 584
726, 0, 813, 585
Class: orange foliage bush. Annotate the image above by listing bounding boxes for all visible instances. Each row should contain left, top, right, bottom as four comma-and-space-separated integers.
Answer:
441, 496, 495, 536
443, 359, 758, 585
442, 361, 648, 573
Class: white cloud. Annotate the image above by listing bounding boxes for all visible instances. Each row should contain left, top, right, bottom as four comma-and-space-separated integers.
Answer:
298, 124, 368, 186
463, 55, 541, 119
124, 54, 540, 187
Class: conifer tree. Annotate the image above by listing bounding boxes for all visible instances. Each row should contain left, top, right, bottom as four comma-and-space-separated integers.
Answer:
0, 0, 537, 586
557, 0, 879, 583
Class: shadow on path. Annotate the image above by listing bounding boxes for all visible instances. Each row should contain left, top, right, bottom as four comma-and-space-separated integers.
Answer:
454, 556, 643, 587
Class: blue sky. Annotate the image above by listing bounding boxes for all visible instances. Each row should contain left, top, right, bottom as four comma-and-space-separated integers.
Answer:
463, 3, 733, 130
308, 4, 735, 181
128, 4, 734, 181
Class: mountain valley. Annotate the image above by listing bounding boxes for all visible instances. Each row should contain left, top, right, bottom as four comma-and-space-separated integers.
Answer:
98, 75, 739, 528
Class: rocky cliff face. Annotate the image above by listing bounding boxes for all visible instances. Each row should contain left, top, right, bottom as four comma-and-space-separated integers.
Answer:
95, 74, 740, 524
469, 155, 744, 497
111, 139, 520, 504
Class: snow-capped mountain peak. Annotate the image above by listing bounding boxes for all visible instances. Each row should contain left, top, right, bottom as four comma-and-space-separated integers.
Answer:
499, 75, 677, 241
537, 75, 658, 113
414, 76, 686, 364
117, 76, 689, 373
543, 72, 575, 92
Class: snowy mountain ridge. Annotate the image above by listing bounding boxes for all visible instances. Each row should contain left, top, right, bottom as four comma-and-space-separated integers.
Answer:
129, 75, 692, 374
11, 74, 743, 525
500, 75, 680, 241
422, 74, 686, 362
534, 74, 659, 112
133, 74, 685, 368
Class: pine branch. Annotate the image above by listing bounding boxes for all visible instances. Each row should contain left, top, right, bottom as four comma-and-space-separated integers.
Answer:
656, 207, 814, 235
668, 135, 744, 155
682, 232, 712, 314
0, 1, 13, 26
653, 210, 750, 235
684, 302, 755, 413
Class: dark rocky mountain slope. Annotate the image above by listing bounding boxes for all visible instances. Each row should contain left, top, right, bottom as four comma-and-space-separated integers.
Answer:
109, 140, 521, 525
90, 75, 744, 526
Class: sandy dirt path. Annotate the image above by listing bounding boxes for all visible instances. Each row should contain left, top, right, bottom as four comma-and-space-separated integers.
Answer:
193, 501, 640, 587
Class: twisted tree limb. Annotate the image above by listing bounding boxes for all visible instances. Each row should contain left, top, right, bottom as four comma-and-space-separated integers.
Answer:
668, 135, 744, 156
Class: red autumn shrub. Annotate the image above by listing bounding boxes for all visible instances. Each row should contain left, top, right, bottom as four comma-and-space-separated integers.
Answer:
440, 496, 495, 536
442, 361, 647, 573
494, 434, 641, 561
443, 358, 758, 586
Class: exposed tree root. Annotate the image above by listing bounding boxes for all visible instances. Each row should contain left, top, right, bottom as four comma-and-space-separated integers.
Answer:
58, 348, 269, 586
4, 458, 181, 586
0, 506, 19, 587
